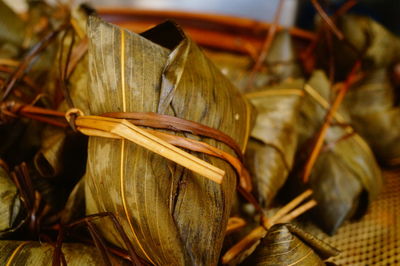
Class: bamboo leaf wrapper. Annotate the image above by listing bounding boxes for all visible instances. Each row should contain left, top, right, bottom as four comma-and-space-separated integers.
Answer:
84, 17, 253, 265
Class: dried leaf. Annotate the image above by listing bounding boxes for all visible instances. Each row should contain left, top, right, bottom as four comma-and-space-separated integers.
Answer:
344, 68, 400, 165
308, 125, 382, 233
0, 166, 22, 235
246, 223, 339, 265
0, 0, 25, 56
84, 17, 253, 265
209, 31, 304, 208
245, 80, 304, 208
207, 31, 303, 93
35, 5, 90, 178
294, 71, 382, 234
0, 240, 126, 265
317, 15, 400, 80
60, 178, 85, 224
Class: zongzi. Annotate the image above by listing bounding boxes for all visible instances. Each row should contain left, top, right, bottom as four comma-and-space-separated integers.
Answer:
83, 17, 253, 265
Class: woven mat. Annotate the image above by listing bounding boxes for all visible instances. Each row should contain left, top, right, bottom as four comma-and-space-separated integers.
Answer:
315, 170, 400, 265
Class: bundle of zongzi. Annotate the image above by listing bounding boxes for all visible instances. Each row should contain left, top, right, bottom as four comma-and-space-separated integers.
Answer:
245, 223, 339, 265
245, 80, 303, 208
209, 31, 305, 209
207, 31, 303, 93
291, 70, 382, 234
83, 17, 253, 265
316, 14, 400, 80
315, 15, 400, 166
344, 68, 400, 166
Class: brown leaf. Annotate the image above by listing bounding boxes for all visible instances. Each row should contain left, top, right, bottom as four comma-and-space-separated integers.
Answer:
294, 71, 382, 234
0, 166, 22, 235
245, 80, 304, 208
0, 240, 126, 265
246, 223, 339, 265
84, 17, 253, 265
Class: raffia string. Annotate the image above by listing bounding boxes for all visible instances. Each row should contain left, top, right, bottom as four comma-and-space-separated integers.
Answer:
302, 61, 362, 183
5, 241, 30, 266
1, 81, 370, 190
245, 88, 305, 99
0, 101, 254, 192
304, 84, 373, 155
226, 217, 247, 235
65, 108, 254, 192
0, 58, 20, 67
244, 85, 373, 175
67, 109, 225, 184
102, 111, 244, 161
221, 189, 316, 264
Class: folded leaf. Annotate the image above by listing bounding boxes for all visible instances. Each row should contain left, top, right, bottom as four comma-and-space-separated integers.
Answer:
0, 0, 25, 57
344, 68, 400, 165
245, 80, 303, 208
84, 17, 253, 265
60, 178, 85, 224
0, 240, 125, 265
0, 166, 22, 236
317, 15, 400, 80
35, 5, 90, 178
246, 223, 339, 265
351, 109, 400, 166
207, 30, 303, 93
293, 70, 382, 234
312, 14, 400, 167
209, 31, 304, 208
308, 125, 382, 233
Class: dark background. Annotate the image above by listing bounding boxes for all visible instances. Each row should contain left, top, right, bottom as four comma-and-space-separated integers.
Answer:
296, 0, 400, 35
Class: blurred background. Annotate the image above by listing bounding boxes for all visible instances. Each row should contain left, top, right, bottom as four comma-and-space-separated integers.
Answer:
5, 0, 400, 34
296, 0, 400, 35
